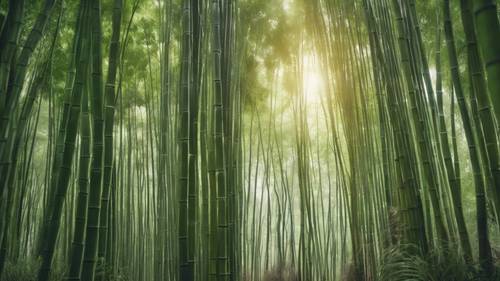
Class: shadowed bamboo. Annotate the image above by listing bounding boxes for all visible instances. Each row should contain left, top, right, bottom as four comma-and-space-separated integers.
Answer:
98, 0, 123, 277
37, 1, 92, 280
443, 0, 493, 274
471, 0, 500, 124
80, 0, 105, 279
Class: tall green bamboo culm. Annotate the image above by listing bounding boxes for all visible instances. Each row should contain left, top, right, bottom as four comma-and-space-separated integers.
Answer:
98, 0, 123, 277
443, 0, 493, 275
471, 0, 500, 125
0, 0, 24, 130
0, 0, 56, 166
66, 87, 91, 281
211, 0, 229, 279
435, 11, 472, 262
178, 0, 194, 280
80, 0, 105, 279
460, 0, 500, 228
37, 1, 92, 280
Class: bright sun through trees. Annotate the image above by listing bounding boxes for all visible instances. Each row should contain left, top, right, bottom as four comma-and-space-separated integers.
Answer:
302, 54, 324, 104
1, 0, 500, 281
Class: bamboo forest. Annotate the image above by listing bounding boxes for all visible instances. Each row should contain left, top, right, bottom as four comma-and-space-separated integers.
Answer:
3, 0, 500, 280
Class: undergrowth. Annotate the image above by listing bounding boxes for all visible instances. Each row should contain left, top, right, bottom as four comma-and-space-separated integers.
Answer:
4, 249, 500, 281
377, 244, 500, 281
0, 258, 63, 281
0, 258, 129, 281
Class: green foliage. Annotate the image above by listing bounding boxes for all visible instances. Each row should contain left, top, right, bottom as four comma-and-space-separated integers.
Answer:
378, 245, 500, 281
1, 259, 63, 281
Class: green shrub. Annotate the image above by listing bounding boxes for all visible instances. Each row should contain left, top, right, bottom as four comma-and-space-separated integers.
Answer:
377, 244, 500, 281
1, 258, 64, 281
1, 259, 38, 281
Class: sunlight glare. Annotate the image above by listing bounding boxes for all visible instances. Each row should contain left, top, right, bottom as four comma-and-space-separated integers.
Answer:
302, 54, 324, 104
283, 0, 291, 12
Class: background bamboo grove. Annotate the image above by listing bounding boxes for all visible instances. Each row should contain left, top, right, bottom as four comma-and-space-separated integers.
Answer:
0, 0, 500, 280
